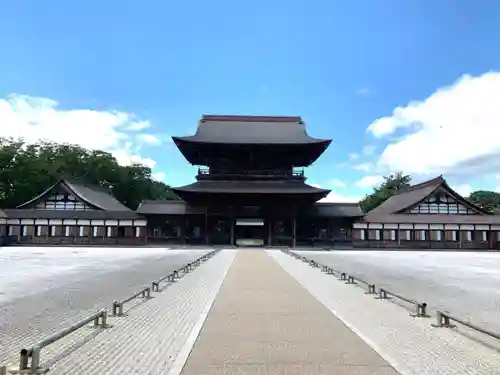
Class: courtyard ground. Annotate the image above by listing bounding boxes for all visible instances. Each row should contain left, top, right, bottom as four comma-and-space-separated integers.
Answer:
1, 247, 499, 374
0, 246, 210, 364
295, 249, 500, 333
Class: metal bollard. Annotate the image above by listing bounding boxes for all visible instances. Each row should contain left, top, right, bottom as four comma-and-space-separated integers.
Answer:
94, 310, 108, 327
101, 311, 108, 327
19, 349, 29, 372
29, 346, 42, 372
411, 302, 428, 318
377, 289, 388, 299
112, 301, 122, 316
432, 311, 455, 328
367, 284, 376, 294
142, 287, 151, 299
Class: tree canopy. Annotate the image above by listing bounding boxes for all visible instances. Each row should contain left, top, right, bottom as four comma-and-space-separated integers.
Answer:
359, 172, 412, 213
0, 138, 178, 209
468, 190, 500, 214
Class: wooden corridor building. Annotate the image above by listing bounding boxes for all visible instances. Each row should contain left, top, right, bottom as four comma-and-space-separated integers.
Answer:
1, 179, 147, 245
352, 176, 500, 249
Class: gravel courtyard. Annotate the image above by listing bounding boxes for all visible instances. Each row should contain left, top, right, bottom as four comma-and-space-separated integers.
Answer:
0, 246, 211, 364
296, 250, 500, 333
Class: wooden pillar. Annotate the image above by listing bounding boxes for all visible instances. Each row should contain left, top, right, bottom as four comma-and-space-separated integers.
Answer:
488, 230, 496, 250
230, 219, 235, 246
184, 216, 189, 244
267, 218, 272, 246
204, 207, 209, 245
229, 208, 235, 246
458, 230, 463, 249
396, 225, 401, 248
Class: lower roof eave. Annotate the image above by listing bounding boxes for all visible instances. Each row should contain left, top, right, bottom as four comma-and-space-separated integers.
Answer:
171, 191, 330, 204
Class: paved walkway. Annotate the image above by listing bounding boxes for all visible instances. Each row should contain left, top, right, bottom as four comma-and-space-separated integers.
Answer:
180, 250, 398, 375
272, 250, 500, 375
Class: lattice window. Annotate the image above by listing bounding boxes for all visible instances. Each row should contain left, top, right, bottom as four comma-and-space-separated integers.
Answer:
33, 193, 95, 211
406, 192, 478, 215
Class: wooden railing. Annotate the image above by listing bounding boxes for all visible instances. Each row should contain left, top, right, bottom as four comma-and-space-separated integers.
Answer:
196, 167, 305, 181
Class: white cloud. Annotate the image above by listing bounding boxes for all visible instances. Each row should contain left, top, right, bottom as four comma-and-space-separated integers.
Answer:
152, 171, 167, 181
126, 121, 151, 131
452, 184, 473, 197
361, 145, 376, 156
358, 87, 371, 96
0, 94, 158, 168
367, 72, 500, 177
319, 192, 361, 203
311, 183, 361, 203
355, 175, 384, 188
353, 163, 371, 172
348, 153, 359, 160
329, 179, 346, 188
136, 133, 161, 145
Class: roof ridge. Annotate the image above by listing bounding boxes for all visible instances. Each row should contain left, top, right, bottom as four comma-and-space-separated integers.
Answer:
63, 178, 115, 196
393, 175, 443, 195
201, 115, 303, 123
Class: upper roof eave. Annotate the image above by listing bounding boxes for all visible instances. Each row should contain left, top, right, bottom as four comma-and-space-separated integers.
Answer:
172, 114, 331, 145
171, 135, 331, 145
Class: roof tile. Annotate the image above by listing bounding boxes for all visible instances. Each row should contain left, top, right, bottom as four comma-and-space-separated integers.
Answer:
173, 115, 330, 144
172, 180, 331, 195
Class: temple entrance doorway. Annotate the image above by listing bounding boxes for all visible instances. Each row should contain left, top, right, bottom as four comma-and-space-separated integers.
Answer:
235, 219, 265, 246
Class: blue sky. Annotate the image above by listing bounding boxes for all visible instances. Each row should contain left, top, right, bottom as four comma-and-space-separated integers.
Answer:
1, 0, 500, 202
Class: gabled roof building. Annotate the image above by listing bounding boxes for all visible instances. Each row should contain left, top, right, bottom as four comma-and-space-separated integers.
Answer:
138, 114, 363, 247
353, 176, 500, 249
4, 179, 147, 245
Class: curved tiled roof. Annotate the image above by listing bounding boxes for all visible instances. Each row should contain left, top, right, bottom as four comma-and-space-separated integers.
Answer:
136, 200, 362, 218
64, 180, 131, 211
172, 115, 331, 144
363, 175, 491, 222
172, 180, 331, 195
17, 179, 131, 211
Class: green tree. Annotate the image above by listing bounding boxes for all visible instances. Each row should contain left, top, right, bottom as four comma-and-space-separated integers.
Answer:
468, 190, 500, 214
359, 172, 412, 213
0, 138, 178, 209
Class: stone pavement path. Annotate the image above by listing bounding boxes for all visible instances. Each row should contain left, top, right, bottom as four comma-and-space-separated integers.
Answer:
2, 250, 235, 375
180, 250, 399, 375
